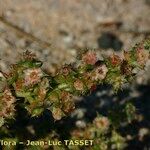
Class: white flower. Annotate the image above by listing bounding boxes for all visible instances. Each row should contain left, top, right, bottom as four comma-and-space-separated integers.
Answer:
93, 116, 110, 130
24, 68, 43, 86
92, 64, 108, 81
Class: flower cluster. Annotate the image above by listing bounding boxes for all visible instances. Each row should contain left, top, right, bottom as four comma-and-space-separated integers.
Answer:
0, 40, 149, 125
0, 40, 149, 150
105, 41, 150, 91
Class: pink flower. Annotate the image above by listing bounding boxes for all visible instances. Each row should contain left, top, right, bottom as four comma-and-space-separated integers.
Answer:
82, 51, 97, 65
24, 68, 43, 86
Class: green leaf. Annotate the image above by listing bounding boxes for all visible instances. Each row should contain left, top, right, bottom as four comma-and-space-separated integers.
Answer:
18, 60, 43, 68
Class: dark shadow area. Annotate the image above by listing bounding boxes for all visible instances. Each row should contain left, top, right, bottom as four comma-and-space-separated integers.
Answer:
122, 85, 150, 150
145, 0, 150, 5
97, 32, 123, 51
54, 84, 130, 136
54, 84, 150, 149
1, 84, 149, 149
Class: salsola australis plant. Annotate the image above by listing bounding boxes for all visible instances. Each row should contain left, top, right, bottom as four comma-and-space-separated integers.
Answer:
0, 40, 150, 123
0, 40, 149, 149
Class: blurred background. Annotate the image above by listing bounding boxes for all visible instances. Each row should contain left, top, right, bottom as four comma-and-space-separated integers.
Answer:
0, 0, 150, 149
0, 0, 150, 73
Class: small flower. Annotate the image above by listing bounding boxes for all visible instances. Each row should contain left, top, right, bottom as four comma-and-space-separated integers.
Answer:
60, 91, 75, 114
93, 116, 110, 130
2, 88, 16, 105
82, 51, 97, 65
60, 91, 73, 101
75, 120, 86, 128
24, 68, 43, 86
0, 88, 16, 118
138, 128, 149, 141
136, 48, 149, 67
59, 65, 72, 76
92, 64, 108, 81
74, 79, 84, 91
62, 100, 75, 114
110, 53, 122, 66
52, 107, 63, 120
